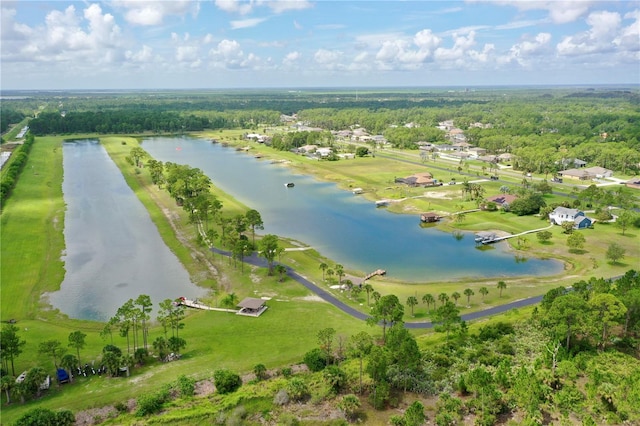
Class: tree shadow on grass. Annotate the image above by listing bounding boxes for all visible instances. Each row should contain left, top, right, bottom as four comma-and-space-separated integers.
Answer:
568, 249, 588, 255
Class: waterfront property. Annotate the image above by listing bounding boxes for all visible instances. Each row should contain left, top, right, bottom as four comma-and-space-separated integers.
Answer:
420, 212, 441, 223
549, 207, 593, 229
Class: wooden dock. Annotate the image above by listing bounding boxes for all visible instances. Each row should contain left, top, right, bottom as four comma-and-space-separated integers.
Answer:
363, 269, 386, 281
475, 224, 554, 245
177, 298, 236, 313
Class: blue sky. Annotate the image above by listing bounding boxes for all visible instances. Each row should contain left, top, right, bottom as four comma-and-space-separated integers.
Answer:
1, 1, 638, 90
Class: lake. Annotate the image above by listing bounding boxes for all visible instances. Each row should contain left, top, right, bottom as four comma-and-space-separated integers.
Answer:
48, 140, 206, 321
142, 136, 563, 282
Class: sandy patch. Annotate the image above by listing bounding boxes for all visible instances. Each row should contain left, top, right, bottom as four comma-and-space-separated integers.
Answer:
296, 295, 327, 302
423, 190, 456, 199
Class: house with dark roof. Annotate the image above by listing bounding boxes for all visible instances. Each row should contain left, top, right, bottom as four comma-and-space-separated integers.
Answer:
485, 194, 518, 209
549, 207, 593, 229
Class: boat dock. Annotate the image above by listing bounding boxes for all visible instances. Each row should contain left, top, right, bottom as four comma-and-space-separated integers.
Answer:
363, 269, 386, 281
475, 224, 554, 245
177, 298, 236, 313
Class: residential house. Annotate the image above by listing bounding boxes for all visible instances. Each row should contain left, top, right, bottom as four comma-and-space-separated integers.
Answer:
395, 172, 439, 187
583, 166, 613, 179
549, 207, 593, 229
485, 194, 518, 210
624, 178, 640, 189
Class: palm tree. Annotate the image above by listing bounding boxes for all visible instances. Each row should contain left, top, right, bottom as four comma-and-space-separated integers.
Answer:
497, 281, 507, 297
275, 264, 287, 282
335, 264, 345, 285
438, 292, 450, 306
463, 288, 474, 307
344, 279, 354, 296
326, 268, 335, 283
1, 375, 13, 404
319, 262, 328, 281
479, 286, 489, 301
451, 291, 461, 306
422, 293, 435, 313
363, 284, 374, 306
406, 296, 418, 317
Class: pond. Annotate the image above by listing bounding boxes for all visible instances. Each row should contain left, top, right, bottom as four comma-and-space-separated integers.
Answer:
141, 136, 563, 282
48, 140, 206, 321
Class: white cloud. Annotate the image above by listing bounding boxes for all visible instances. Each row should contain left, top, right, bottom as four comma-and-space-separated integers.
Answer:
313, 48, 344, 70
114, 0, 199, 26
434, 31, 477, 62
125, 45, 154, 62
283, 50, 300, 66
502, 32, 552, 66
230, 17, 268, 29
557, 10, 622, 56
414, 29, 441, 52
265, 0, 313, 14
215, 0, 253, 15
11, 4, 124, 63
476, 1, 595, 24
615, 10, 640, 51
215, 0, 312, 15
209, 39, 261, 68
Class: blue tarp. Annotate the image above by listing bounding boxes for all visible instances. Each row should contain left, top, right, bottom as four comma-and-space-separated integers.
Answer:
57, 368, 70, 383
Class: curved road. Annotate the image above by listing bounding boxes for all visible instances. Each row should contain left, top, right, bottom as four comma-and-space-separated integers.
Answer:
212, 247, 546, 329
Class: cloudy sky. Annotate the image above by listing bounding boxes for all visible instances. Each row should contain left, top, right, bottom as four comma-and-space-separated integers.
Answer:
1, 0, 638, 90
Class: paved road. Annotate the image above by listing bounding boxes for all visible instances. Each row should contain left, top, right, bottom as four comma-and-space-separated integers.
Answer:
211, 247, 546, 329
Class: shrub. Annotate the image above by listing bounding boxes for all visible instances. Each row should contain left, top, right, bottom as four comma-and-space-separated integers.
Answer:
279, 367, 293, 378
213, 369, 242, 394
303, 348, 328, 372
136, 388, 170, 416
286, 377, 309, 402
15, 408, 75, 426
175, 374, 196, 397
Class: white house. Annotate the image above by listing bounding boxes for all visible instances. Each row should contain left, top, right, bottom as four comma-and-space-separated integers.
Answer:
549, 207, 593, 229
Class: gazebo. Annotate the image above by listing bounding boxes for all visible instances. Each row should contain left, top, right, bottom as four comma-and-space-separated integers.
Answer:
236, 298, 268, 317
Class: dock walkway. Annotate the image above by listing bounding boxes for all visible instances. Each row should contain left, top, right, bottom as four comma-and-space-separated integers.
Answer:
178, 298, 236, 313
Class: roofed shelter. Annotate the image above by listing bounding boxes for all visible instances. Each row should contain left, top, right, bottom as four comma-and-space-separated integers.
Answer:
237, 297, 268, 317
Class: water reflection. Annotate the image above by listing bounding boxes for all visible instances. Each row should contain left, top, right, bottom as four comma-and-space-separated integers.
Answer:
48, 140, 205, 321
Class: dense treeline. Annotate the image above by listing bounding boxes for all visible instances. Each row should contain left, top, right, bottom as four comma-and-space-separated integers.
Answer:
0, 108, 26, 134
0, 133, 34, 205
28, 111, 209, 135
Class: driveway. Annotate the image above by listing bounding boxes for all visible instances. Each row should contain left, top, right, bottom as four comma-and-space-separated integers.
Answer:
211, 247, 546, 329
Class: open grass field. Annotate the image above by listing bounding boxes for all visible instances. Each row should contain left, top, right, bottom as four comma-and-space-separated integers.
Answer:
1, 131, 638, 423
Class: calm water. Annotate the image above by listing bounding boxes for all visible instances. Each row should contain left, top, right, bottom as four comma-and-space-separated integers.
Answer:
142, 137, 563, 281
48, 140, 206, 321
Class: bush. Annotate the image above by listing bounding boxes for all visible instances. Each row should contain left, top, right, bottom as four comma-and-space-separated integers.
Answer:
15, 408, 75, 426
303, 348, 328, 372
279, 367, 293, 378
213, 369, 242, 394
286, 377, 309, 402
136, 388, 170, 417
175, 374, 196, 397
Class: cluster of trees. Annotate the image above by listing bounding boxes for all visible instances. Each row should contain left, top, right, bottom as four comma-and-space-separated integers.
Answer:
269, 130, 334, 152
0, 133, 34, 205
0, 108, 25, 134
0, 295, 189, 408
28, 111, 209, 135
